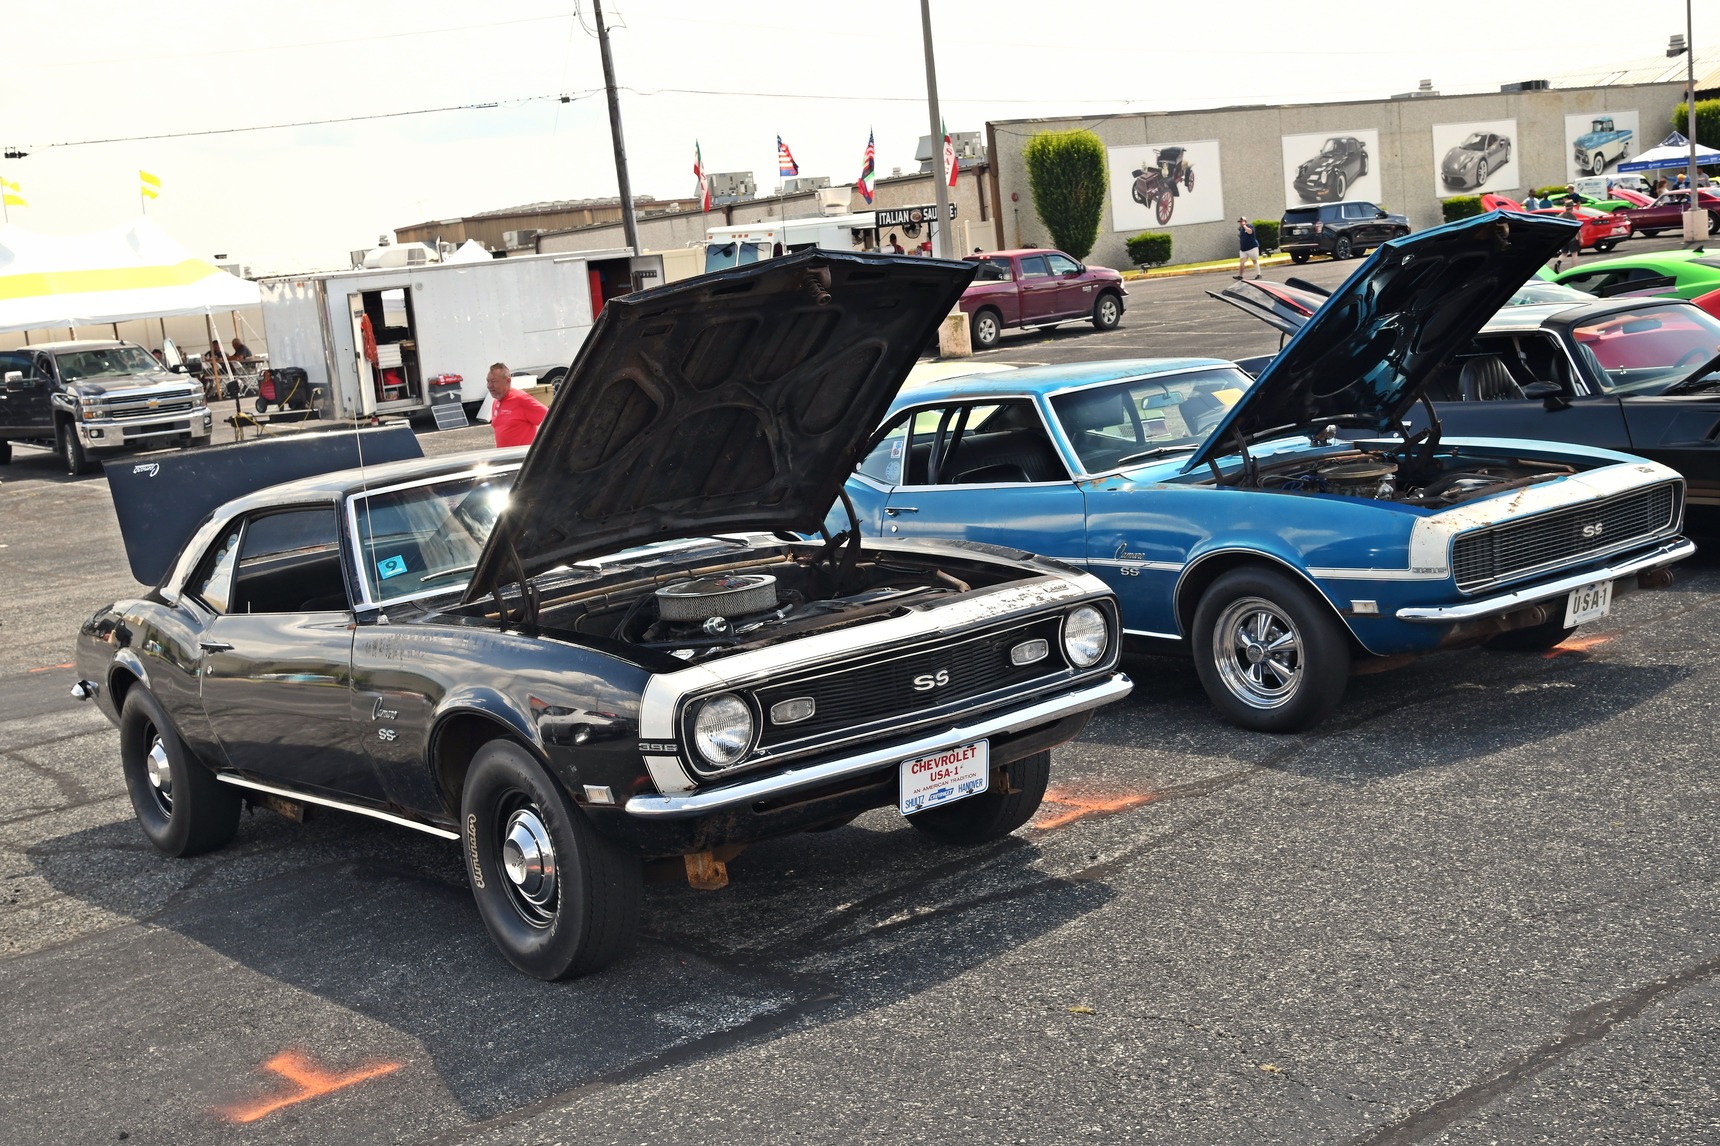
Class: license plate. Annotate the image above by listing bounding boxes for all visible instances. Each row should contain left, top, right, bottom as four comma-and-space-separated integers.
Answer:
899, 739, 989, 816
1564, 579, 1613, 627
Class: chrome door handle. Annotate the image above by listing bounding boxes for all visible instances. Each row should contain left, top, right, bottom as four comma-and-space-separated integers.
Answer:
885, 506, 919, 516
199, 640, 233, 653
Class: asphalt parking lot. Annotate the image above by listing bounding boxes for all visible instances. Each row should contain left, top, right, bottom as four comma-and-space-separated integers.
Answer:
1, 243, 1716, 1145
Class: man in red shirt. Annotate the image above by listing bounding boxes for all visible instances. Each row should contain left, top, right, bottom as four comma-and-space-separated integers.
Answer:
485, 361, 548, 447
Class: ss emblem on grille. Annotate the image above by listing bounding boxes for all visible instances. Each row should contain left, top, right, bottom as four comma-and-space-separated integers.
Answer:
1582, 522, 1605, 538
912, 669, 951, 692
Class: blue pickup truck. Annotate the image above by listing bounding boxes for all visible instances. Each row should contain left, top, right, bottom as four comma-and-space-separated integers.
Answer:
1573, 117, 1632, 175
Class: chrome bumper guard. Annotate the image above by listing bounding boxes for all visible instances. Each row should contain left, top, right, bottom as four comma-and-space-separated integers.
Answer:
1396, 537, 1694, 623
625, 672, 1133, 819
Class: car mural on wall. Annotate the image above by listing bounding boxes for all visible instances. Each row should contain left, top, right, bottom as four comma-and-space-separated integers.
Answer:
1441, 132, 1512, 190
1293, 136, 1370, 202
841, 214, 1691, 733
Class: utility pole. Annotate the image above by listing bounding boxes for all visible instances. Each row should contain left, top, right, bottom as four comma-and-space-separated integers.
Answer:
593, 0, 639, 253
1686, 0, 1698, 226
919, 0, 953, 259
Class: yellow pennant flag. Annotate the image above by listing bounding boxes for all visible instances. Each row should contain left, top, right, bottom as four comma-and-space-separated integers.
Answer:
2, 177, 25, 208
140, 169, 160, 200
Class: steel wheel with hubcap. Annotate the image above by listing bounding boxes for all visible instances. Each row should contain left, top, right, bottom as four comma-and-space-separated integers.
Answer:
908, 750, 1049, 845
462, 739, 641, 979
1091, 293, 1121, 332
970, 309, 1002, 350
118, 688, 241, 856
1192, 568, 1350, 732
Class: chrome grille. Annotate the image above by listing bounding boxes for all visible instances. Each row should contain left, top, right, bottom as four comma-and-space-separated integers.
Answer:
742, 615, 1072, 756
96, 393, 199, 421
1451, 484, 1679, 592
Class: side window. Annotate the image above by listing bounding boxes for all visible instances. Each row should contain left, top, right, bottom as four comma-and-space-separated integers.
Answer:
857, 410, 917, 485
1018, 255, 1052, 278
934, 400, 1065, 486
0, 351, 29, 380
1046, 254, 1080, 275
1343, 202, 1368, 220
208, 507, 346, 615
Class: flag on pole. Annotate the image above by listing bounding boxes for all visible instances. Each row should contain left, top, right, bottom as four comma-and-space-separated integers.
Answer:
140, 170, 160, 200
1, 177, 24, 208
856, 129, 876, 204
693, 141, 711, 211
942, 120, 958, 189
777, 135, 799, 178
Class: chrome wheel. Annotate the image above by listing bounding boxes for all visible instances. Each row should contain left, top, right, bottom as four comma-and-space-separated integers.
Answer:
144, 734, 174, 816
1211, 596, 1304, 710
498, 801, 558, 928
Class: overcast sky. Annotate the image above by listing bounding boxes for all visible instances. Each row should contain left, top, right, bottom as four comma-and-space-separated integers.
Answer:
3, 1, 1714, 273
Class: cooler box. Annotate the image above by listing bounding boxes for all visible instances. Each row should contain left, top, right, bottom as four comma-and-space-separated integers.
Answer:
429, 373, 464, 405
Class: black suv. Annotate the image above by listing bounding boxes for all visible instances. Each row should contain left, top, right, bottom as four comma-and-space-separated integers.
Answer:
1279, 201, 1410, 263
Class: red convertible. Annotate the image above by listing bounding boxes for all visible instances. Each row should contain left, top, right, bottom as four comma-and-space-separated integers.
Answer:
960, 250, 1126, 350
1614, 189, 1720, 238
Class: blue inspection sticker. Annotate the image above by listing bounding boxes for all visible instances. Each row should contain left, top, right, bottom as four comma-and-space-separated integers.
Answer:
376, 554, 408, 580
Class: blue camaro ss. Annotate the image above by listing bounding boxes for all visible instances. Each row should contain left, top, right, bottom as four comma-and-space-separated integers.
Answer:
841, 213, 1693, 732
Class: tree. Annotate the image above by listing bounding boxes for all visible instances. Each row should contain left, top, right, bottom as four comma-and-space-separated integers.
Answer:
1673, 99, 1720, 154
1023, 130, 1108, 260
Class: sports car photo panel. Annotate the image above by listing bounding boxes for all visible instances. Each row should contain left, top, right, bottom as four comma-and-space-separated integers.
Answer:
1109, 140, 1224, 230
1431, 119, 1517, 199
1280, 130, 1382, 209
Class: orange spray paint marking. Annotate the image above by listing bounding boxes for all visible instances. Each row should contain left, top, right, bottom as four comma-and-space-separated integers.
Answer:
1033, 787, 1158, 831
1544, 634, 1612, 659
220, 1050, 402, 1124
28, 662, 74, 673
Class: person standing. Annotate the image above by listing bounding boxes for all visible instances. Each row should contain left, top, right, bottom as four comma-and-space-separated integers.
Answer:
485, 362, 547, 448
1235, 217, 1262, 280
1554, 198, 1583, 273
884, 232, 905, 254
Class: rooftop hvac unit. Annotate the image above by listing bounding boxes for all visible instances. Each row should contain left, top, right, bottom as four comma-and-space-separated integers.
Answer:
784, 175, 831, 194
502, 229, 540, 248
350, 248, 370, 269
405, 247, 428, 265
815, 187, 853, 215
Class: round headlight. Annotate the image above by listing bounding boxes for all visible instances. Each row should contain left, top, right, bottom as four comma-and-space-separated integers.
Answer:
690, 693, 754, 768
1062, 605, 1109, 669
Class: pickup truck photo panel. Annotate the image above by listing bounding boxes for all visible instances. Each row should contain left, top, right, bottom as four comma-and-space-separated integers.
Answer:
1107, 139, 1225, 231
1565, 110, 1639, 181
1432, 119, 1519, 199
1280, 129, 1382, 209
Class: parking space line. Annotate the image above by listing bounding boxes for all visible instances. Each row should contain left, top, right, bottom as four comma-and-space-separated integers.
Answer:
219, 1049, 402, 1124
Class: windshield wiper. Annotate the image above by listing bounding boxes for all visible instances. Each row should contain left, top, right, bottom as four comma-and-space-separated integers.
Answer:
1665, 351, 1720, 394
1112, 444, 1198, 466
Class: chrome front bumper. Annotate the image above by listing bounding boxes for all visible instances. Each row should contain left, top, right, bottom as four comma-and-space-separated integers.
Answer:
1395, 537, 1694, 623
625, 672, 1133, 819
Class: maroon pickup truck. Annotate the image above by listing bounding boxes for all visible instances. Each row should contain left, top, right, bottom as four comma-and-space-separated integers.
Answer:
960, 250, 1126, 349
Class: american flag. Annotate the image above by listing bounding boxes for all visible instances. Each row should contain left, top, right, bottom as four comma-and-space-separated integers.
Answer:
856, 129, 876, 204
693, 140, 710, 212
777, 135, 799, 177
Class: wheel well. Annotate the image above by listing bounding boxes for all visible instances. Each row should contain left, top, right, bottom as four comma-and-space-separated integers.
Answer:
975, 305, 1001, 322
430, 712, 522, 816
108, 665, 140, 712
1175, 552, 1357, 649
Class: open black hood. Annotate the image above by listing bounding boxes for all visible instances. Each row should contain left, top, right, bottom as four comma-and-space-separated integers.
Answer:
466, 250, 975, 599
1185, 211, 1578, 471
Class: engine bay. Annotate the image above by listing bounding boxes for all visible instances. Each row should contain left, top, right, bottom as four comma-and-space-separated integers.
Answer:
1246, 448, 1577, 508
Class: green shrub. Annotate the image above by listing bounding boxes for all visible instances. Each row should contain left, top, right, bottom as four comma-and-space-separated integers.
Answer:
1251, 219, 1279, 253
1673, 99, 1720, 155
1442, 196, 1482, 222
1023, 130, 1108, 260
1533, 184, 1571, 199
1125, 232, 1172, 267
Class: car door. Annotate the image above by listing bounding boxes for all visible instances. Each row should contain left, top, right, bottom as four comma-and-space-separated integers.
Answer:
1411, 333, 1632, 453
0, 350, 25, 432
1045, 252, 1091, 319
875, 399, 1086, 561
1015, 255, 1061, 323
190, 505, 377, 798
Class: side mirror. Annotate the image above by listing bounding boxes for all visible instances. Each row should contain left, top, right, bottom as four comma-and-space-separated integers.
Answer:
1523, 381, 1571, 409
3, 370, 21, 389
1375, 210, 1389, 218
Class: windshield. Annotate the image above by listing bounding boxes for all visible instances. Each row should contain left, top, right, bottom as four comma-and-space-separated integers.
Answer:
1573, 307, 1720, 394
704, 241, 770, 273
1050, 367, 1253, 472
351, 467, 517, 603
1321, 138, 1344, 154
54, 345, 160, 380
1505, 282, 1595, 306
1460, 134, 1487, 150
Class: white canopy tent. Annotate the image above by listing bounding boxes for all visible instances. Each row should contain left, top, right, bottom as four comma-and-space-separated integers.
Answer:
1617, 131, 1720, 174
0, 217, 260, 334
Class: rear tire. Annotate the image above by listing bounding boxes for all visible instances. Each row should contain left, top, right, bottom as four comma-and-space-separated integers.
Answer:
0, 441, 10, 465
1594, 239, 1618, 253
119, 688, 240, 857
1708, 211, 1720, 237
1092, 292, 1122, 331
1290, 251, 1310, 265
908, 750, 1050, 845
462, 739, 641, 979
970, 308, 1002, 350
1333, 235, 1353, 260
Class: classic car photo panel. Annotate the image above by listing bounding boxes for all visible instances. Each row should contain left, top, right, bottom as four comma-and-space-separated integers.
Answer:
1109, 139, 1224, 231
1280, 130, 1382, 209
1564, 110, 1640, 181
1431, 119, 1518, 199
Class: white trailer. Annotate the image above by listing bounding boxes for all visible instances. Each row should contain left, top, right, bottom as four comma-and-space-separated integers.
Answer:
258, 249, 660, 419
703, 213, 881, 273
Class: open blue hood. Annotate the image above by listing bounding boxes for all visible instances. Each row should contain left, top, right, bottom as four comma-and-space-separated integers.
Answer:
1183, 211, 1579, 472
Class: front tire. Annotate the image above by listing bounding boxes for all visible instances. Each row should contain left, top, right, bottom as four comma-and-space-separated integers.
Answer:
462, 740, 641, 980
119, 688, 240, 857
57, 420, 92, 476
1476, 160, 1489, 186
908, 751, 1049, 845
0, 440, 11, 465
1591, 154, 1606, 176
1092, 292, 1121, 331
970, 308, 1002, 350
1708, 211, 1720, 237
1155, 193, 1174, 226
1290, 251, 1310, 265
1192, 568, 1351, 732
